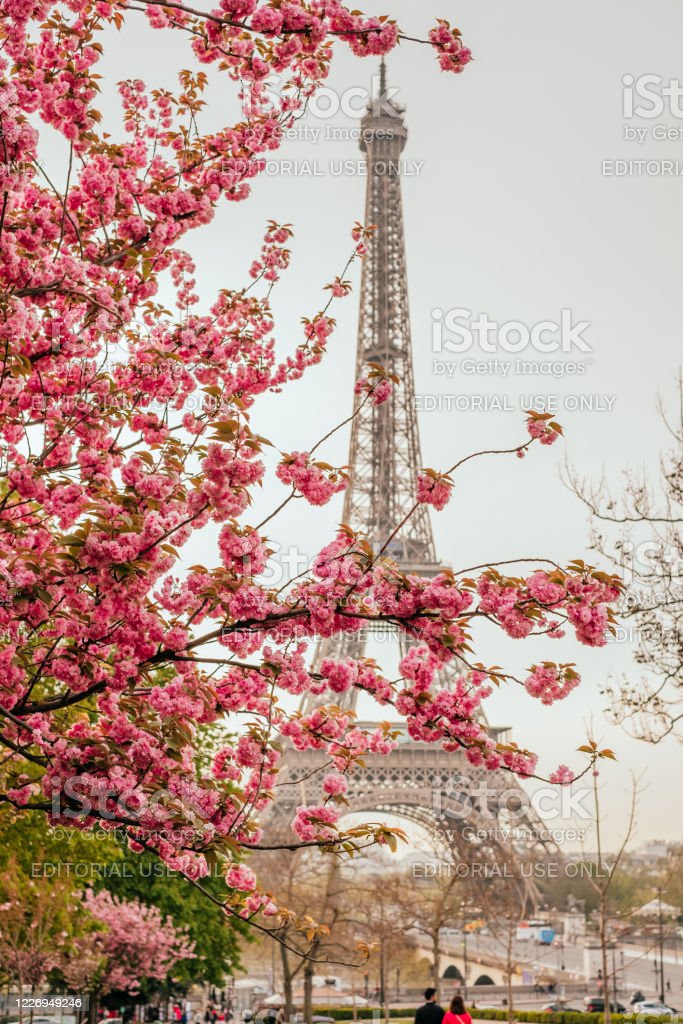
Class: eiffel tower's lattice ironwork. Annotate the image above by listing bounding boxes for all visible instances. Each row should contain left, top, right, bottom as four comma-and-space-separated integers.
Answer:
265, 68, 557, 881
298, 63, 442, 718
344, 61, 435, 572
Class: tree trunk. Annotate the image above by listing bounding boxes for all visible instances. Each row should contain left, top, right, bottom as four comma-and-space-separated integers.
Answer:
17, 970, 24, 1024
379, 949, 389, 1024
280, 944, 294, 1021
432, 932, 440, 1001
88, 991, 99, 1024
506, 929, 514, 1024
303, 962, 314, 1024
600, 890, 611, 1024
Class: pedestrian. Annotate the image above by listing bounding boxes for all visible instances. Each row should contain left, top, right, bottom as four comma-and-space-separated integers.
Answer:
415, 988, 445, 1024
666, 980, 671, 993
442, 994, 472, 1024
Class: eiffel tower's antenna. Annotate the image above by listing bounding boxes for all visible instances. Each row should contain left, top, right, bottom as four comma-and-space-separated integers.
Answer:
379, 55, 387, 99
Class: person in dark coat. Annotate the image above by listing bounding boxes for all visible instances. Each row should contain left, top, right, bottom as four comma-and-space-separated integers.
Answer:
415, 988, 445, 1024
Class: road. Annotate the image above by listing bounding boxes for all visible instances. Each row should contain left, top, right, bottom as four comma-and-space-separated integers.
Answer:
443, 933, 683, 1003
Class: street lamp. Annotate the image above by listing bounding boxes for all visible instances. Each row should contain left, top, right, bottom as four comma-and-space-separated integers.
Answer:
459, 900, 474, 1004
657, 888, 665, 1003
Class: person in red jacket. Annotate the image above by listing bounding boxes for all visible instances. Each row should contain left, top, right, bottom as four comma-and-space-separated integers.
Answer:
442, 993, 472, 1024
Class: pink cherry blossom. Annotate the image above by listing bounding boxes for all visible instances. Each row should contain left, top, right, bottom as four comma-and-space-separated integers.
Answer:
524, 663, 580, 705
226, 864, 257, 891
549, 764, 575, 785
526, 411, 562, 446
69, 890, 195, 994
276, 451, 347, 505
322, 772, 348, 796
416, 470, 453, 510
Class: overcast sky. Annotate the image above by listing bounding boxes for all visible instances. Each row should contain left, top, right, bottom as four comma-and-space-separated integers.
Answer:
65, 0, 683, 850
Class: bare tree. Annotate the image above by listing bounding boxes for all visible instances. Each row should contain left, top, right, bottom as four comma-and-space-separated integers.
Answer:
345, 869, 418, 1024
580, 759, 639, 1024
393, 852, 465, 999
252, 849, 359, 1024
467, 856, 532, 1024
567, 374, 683, 740
0, 862, 82, 1021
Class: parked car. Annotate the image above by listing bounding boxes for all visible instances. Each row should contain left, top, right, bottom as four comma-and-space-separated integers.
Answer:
584, 997, 627, 1013
631, 1002, 677, 1018
292, 1016, 334, 1024
541, 1004, 582, 1014
1, 1018, 68, 1024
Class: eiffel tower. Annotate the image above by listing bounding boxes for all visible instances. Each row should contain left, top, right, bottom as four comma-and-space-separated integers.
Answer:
266, 65, 556, 884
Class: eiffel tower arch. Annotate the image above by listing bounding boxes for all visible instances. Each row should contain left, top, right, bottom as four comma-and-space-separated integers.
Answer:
264, 65, 557, 893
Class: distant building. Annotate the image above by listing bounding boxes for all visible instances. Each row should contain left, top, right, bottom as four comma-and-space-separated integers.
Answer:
631, 840, 672, 864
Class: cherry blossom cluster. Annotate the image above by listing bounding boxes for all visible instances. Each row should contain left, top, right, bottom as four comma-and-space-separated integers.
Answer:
354, 363, 397, 406
477, 566, 619, 645
71, 890, 195, 994
276, 451, 348, 505
428, 20, 474, 73
526, 410, 563, 445
417, 469, 454, 511
524, 663, 580, 705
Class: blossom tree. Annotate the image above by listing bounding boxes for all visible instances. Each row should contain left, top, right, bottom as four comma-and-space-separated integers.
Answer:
62, 889, 195, 998
0, 0, 621, 946
0, 861, 81, 1013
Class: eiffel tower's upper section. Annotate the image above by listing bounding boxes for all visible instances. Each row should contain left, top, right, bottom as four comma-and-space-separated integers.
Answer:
343, 61, 438, 575
297, 66, 443, 717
